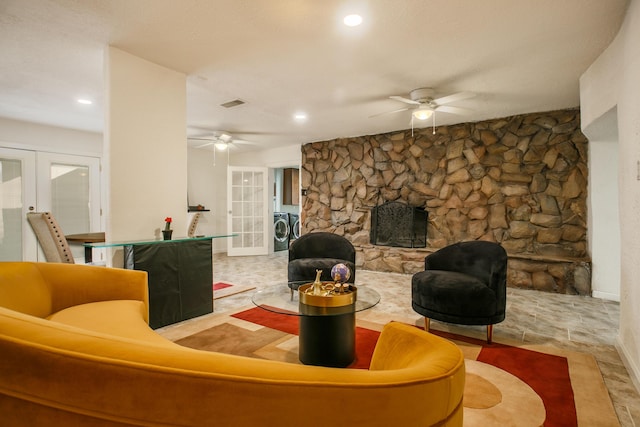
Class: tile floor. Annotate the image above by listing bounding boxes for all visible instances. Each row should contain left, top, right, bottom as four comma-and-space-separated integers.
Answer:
159, 251, 640, 426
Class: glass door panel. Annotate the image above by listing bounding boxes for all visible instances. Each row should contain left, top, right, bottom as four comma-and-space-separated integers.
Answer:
50, 163, 91, 234
227, 166, 268, 256
0, 148, 37, 261
37, 152, 101, 262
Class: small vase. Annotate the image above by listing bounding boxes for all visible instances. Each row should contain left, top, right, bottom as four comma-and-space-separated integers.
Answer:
162, 229, 173, 240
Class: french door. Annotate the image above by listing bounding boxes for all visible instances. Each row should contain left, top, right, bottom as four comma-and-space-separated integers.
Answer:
0, 148, 101, 262
227, 166, 269, 256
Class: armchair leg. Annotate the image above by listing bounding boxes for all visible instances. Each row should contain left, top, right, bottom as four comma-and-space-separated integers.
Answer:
424, 317, 430, 332
487, 324, 494, 344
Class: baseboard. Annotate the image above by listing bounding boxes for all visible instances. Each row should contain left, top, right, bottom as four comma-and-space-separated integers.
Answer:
592, 290, 620, 301
616, 336, 640, 394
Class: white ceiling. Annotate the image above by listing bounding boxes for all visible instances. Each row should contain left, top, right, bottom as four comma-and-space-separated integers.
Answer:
0, 0, 629, 152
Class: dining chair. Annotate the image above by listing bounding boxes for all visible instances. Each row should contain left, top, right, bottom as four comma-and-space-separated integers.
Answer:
187, 212, 202, 238
26, 212, 75, 263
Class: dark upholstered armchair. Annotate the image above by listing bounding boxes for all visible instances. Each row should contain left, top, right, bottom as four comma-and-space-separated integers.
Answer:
288, 232, 356, 297
411, 241, 507, 343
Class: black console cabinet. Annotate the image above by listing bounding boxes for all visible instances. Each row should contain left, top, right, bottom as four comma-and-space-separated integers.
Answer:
124, 239, 213, 329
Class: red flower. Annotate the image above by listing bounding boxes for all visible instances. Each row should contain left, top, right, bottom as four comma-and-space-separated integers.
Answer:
164, 217, 172, 230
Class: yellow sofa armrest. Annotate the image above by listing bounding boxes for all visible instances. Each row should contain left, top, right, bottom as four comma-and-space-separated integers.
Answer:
35, 263, 149, 320
370, 321, 465, 372
369, 322, 465, 424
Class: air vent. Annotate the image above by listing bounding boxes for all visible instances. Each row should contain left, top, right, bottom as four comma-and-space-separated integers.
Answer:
220, 99, 245, 108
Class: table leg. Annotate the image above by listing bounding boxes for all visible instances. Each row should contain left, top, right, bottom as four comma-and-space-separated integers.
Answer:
298, 312, 356, 367
84, 245, 93, 263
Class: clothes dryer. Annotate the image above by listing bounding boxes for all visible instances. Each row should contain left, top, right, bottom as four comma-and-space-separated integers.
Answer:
289, 213, 300, 243
274, 212, 290, 251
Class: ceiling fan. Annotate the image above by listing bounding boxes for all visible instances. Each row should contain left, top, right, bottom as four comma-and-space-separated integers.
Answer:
188, 131, 257, 151
371, 87, 476, 121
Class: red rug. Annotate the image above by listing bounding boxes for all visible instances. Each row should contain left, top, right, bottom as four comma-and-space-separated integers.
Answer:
229, 307, 607, 427
213, 282, 233, 291
434, 330, 577, 427
174, 307, 619, 426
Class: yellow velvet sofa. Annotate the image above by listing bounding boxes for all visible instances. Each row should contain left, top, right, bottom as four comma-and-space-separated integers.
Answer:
0, 262, 465, 427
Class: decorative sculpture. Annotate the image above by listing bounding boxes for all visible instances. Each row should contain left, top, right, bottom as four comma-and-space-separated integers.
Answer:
312, 269, 324, 295
300, 264, 356, 306
331, 263, 351, 293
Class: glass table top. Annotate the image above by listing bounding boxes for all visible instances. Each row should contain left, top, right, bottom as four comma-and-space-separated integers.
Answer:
252, 281, 380, 317
83, 234, 235, 248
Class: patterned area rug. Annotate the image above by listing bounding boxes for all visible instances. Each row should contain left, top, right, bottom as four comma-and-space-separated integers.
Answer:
175, 307, 620, 427
212, 282, 256, 300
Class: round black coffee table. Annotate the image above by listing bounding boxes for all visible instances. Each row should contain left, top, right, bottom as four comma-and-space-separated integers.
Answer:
251, 282, 380, 367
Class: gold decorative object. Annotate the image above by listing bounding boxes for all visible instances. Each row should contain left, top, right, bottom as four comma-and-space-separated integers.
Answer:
311, 269, 325, 295
299, 269, 357, 307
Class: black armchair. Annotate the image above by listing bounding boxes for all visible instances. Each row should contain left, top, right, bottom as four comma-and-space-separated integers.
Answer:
287, 232, 356, 297
411, 241, 507, 343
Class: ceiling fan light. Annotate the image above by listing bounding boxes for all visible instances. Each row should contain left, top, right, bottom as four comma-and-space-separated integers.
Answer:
215, 141, 228, 151
413, 108, 433, 120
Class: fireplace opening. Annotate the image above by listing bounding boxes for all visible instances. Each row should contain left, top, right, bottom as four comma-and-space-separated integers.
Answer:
370, 201, 428, 248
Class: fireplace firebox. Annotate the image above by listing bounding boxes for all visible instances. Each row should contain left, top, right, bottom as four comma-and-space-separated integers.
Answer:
370, 201, 427, 248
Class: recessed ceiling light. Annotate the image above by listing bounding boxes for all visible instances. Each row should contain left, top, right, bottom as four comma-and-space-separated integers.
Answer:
343, 14, 363, 27
77, 99, 92, 105
294, 112, 308, 121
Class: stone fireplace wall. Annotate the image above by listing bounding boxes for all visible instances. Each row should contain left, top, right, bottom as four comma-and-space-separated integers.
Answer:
300, 108, 591, 295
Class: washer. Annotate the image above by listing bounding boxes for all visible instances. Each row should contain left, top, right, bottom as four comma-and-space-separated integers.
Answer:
289, 213, 300, 243
274, 212, 290, 251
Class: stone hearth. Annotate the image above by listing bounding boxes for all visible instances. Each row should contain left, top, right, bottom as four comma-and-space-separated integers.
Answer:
300, 108, 591, 295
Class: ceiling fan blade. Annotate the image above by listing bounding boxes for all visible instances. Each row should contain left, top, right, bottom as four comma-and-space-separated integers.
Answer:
194, 141, 215, 149
218, 133, 233, 142
432, 91, 476, 105
232, 139, 259, 145
389, 95, 421, 105
188, 137, 214, 141
232, 130, 279, 136
435, 105, 473, 115
369, 107, 410, 118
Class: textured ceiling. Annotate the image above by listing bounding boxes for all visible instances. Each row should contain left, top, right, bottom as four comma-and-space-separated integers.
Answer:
0, 0, 629, 151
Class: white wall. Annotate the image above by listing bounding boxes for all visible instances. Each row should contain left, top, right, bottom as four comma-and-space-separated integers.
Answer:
580, 0, 640, 392
187, 147, 227, 253
104, 47, 187, 256
587, 122, 621, 301
230, 144, 301, 168
583, 107, 621, 301
0, 117, 101, 155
